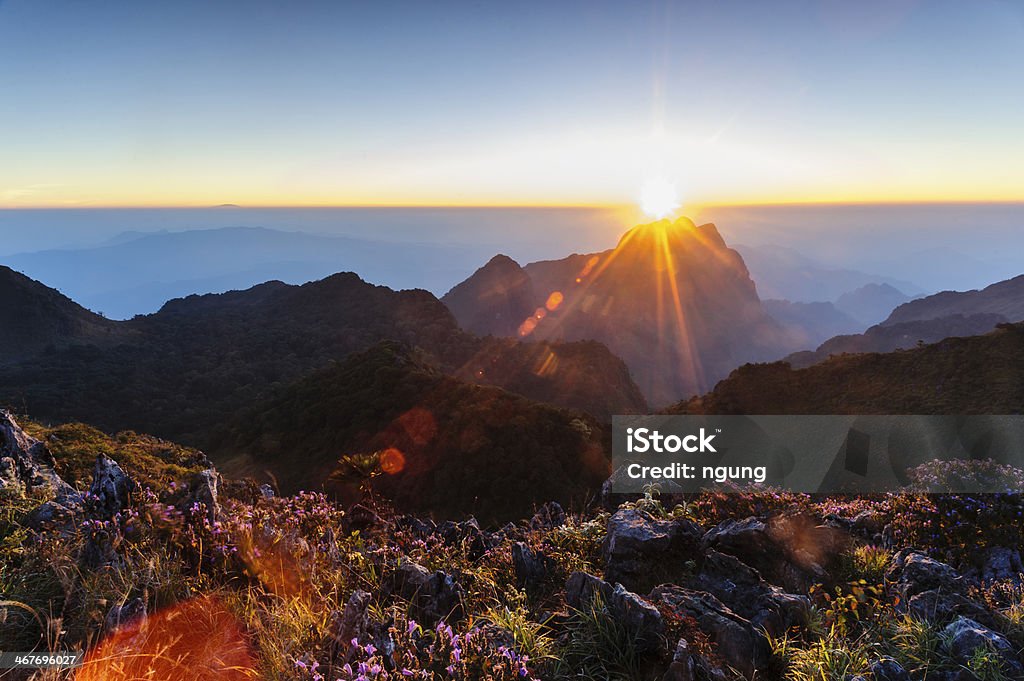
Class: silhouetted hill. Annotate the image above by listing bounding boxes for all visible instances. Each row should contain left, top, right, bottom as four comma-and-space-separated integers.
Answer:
0, 266, 120, 362
441, 254, 537, 337
834, 283, 912, 326
785, 313, 1008, 368
669, 322, 1024, 415
214, 342, 608, 520
883, 274, 1024, 326
762, 299, 862, 349
0, 272, 645, 447
446, 217, 797, 406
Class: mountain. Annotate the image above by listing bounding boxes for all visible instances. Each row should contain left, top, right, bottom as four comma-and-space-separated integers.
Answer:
785, 313, 1008, 368
444, 217, 797, 406
0, 265, 119, 362
761, 299, 862, 349
441, 254, 537, 337
670, 321, 1024, 415
214, 342, 608, 520
733, 243, 924, 303
1, 227, 493, 319
0, 270, 645, 449
882, 274, 1024, 326
834, 283, 913, 326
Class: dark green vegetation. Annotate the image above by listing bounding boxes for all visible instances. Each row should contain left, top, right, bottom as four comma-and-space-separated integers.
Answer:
214, 342, 608, 521
672, 322, 1024, 415
0, 268, 646, 448
0, 266, 118, 362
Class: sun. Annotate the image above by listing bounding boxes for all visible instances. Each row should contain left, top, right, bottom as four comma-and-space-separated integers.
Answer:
638, 177, 680, 219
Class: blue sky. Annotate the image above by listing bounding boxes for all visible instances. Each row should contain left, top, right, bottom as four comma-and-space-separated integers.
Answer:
2, 0, 1023, 207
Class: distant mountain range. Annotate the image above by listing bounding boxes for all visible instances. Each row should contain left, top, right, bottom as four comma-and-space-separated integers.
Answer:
1, 227, 495, 319
443, 217, 799, 405
733, 243, 924, 303
783, 272, 1024, 368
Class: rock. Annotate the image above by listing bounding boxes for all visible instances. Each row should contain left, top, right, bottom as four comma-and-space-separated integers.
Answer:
564, 572, 664, 653
885, 550, 993, 625
980, 546, 1024, 584
530, 501, 566, 530
661, 638, 695, 681
906, 589, 996, 628
439, 517, 491, 560
650, 584, 769, 679
692, 550, 810, 637
869, 657, 911, 681
88, 454, 135, 519
332, 589, 372, 647
24, 497, 82, 533
104, 597, 147, 634
0, 456, 22, 494
345, 504, 382, 534
388, 562, 464, 625
566, 571, 614, 610
603, 507, 702, 591
512, 542, 551, 590
0, 410, 75, 497
184, 469, 220, 523
942, 617, 1023, 675
258, 484, 275, 499
886, 549, 962, 598
702, 514, 842, 591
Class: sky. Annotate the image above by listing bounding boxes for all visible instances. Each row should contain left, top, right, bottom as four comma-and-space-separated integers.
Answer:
2, 0, 1023, 208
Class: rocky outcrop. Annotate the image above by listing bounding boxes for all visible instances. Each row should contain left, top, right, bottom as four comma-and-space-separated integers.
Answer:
650, 585, 770, 679
89, 454, 136, 519
692, 550, 810, 638
1, 410, 75, 497
886, 550, 996, 626
387, 562, 465, 626
512, 543, 551, 590
565, 572, 664, 653
942, 617, 1023, 676
603, 507, 702, 591
701, 514, 843, 592
183, 468, 221, 523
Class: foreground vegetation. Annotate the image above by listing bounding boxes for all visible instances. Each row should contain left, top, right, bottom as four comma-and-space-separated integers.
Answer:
3, 419, 1024, 680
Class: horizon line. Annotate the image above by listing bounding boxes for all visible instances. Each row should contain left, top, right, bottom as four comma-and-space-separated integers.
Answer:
3, 198, 1024, 211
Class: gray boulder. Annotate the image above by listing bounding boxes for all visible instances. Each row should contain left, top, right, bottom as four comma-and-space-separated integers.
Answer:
661, 638, 695, 681
942, 616, 1023, 676
692, 550, 810, 637
0, 410, 75, 497
564, 571, 664, 653
701, 514, 840, 591
530, 501, 566, 531
650, 584, 770, 679
388, 561, 464, 625
332, 589, 372, 648
603, 507, 702, 591
868, 657, 911, 681
184, 469, 220, 523
88, 454, 136, 519
512, 542, 551, 590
